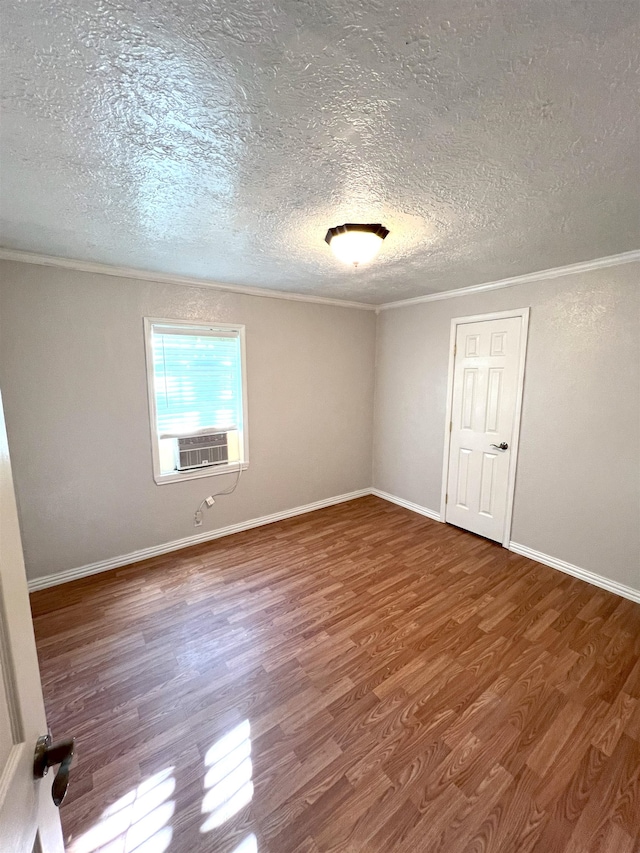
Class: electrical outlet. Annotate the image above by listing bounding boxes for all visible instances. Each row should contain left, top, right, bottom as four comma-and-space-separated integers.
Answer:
194, 512, 203, 527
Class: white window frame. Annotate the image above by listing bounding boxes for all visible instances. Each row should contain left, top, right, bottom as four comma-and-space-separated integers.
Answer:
143, 317, 249, 485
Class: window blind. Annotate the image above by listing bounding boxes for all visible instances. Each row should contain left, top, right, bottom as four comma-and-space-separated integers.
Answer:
151, 327, 242, 437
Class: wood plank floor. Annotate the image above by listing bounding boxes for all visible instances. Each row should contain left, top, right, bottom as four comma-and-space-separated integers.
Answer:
31, 496, 640, 853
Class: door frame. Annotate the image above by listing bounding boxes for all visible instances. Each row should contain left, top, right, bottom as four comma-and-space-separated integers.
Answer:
439, 307, 530, 548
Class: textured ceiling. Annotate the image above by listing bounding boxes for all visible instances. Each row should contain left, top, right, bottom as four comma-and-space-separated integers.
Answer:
1, 1, 638, 304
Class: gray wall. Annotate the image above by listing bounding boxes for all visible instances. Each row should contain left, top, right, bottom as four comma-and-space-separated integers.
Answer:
1, 258, 638, 592
373, 262, 640, 591
0, 261, 376, 581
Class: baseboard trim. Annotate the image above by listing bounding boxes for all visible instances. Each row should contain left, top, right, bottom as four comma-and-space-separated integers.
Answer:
371, 492, 639, 603
371, 488, 442, 522
27, 491, 639, 604
27, 489, 371, 592
509, 542, 640, 604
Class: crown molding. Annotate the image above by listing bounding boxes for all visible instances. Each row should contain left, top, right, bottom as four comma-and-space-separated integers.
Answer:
376, 249, 640, 311
2, 246, 638, 312
0, 248, 376, 311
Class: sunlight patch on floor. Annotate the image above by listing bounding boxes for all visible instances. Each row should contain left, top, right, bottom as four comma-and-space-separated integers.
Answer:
201, 720, 254, 833
68, 767, 175, 853
230, 834, 258, 853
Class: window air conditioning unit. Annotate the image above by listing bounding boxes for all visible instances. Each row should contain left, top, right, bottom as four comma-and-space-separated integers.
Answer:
174, 431, 229, 471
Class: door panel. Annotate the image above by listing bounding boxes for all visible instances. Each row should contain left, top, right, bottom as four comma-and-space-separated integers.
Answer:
479, 452, 497, 516
0, 389, 64, 852
445, 316, 524, 543
485, 369, 502, 433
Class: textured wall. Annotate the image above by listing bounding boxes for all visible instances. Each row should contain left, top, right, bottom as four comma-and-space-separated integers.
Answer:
1, 1, 638, 303
373, 263, 640, 590
1, 257, 638, 590
0, 261, 375, 580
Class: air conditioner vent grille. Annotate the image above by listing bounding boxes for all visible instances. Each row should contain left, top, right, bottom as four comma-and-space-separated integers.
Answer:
175, 432, 229, 470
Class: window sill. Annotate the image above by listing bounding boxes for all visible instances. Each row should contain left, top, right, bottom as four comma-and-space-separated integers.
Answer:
154, 462, 248, 486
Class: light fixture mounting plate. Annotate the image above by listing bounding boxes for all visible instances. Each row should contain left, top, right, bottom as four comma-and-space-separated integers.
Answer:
324, 223, 390, 244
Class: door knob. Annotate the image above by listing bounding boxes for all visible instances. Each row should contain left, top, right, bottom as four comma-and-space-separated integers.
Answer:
34, 734, 75, 806
490, 442, 509, 451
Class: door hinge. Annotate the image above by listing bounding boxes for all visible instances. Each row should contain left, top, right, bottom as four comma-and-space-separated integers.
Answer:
449, 420, 452, 432
453, 343, 457, 357
445, 493, 448, 504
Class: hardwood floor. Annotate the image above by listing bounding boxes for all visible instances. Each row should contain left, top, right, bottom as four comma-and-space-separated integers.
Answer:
30, 496, 640, 853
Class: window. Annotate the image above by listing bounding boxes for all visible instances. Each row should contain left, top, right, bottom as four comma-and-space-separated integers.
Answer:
144, 319, 248, 484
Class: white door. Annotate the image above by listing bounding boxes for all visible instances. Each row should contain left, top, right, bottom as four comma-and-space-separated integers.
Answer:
445, 313, 528, 544
0, 388, 65, 853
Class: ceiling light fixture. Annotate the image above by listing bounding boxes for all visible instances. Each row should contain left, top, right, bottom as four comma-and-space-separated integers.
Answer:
324, 223, 389, 268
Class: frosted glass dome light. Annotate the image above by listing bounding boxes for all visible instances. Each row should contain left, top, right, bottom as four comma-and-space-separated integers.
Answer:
325, 223, 389, 267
